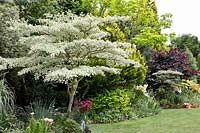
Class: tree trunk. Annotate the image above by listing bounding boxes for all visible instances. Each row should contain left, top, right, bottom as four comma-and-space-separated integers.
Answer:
67, 78, 79, 113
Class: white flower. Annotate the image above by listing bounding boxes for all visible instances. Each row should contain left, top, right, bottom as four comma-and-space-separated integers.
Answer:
30, 112, 35, 116
43, 118, 53, 123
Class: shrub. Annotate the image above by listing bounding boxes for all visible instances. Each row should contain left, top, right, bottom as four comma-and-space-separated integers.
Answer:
91, 88, 131, 112
182, 80, 200, 94
88, 109, 137, 124
159, 79, 200, 108
82, 48, 147, 97
130, 88, 161, 118
53, 113, 83, 133
24, 117, 52, 133
146, 70, 183, 102
72, 98, 92, 124
148, 48, 198, 78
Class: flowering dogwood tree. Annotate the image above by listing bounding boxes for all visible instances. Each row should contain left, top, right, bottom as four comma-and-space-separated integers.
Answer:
0, 13, 139, 112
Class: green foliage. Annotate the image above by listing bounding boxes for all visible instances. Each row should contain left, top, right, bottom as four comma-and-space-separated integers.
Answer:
15, 0, 88, 24
53, 113, 83, 133
0, 3, 19, 58
0, 79, 14, 114
88, 109, 137, 124
197, 53, 200, 69
147, 70, 183, 103
57, 0, 88, 14
29, 100, 56, 120
130, 89, 161, 118
126, 48, 147, 86
0, 79, 17, 130
24, 117, 50, 133
185, 47, 198, 69
15, 0, 59, 24
171, 34, 200, 57
82, 0, 171, 58
91, 88, 131, 112
131, 27, 168, 50
84, 48, 147, 97
0, 13, 138, 112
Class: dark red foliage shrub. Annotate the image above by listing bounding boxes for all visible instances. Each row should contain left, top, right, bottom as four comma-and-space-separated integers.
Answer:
73, 98, 92, 112
80, 98, 92, 112
148, 48, 197, 78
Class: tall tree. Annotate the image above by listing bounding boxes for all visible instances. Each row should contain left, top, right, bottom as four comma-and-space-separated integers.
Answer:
82, 0, 172, 59
0, 14, 139, 112
171, 34, 200, 58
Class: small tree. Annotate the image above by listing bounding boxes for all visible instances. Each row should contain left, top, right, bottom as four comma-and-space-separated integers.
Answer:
0, 13, 139, 112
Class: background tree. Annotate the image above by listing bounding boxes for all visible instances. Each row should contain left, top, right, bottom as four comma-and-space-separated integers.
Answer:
82, 0, 172, 61
15, 0, 88, 24
0, 1, 19, 58
171, 34, 200, 58
0, 14, 139, 112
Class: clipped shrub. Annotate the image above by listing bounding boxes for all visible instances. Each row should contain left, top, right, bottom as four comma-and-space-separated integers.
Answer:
91, 88, 131, 112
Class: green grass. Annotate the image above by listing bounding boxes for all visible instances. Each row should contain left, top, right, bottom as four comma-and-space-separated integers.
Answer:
89, 108, 200, 133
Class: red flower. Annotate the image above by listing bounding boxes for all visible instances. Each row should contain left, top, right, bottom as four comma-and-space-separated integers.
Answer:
80, 98, 92, 112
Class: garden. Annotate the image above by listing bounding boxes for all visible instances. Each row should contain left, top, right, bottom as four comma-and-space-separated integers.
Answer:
0, 0, 200, 133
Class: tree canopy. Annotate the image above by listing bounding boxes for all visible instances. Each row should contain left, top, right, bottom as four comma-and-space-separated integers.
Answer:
0, 13, 139, 112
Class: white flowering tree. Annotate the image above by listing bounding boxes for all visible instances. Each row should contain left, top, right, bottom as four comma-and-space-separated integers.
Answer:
0, 13, 139, 112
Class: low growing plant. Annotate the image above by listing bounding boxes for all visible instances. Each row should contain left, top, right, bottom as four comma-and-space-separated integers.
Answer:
24, 117, 52, 133
131, 89, 161, 118
53, 113, 83, 133
0, 79, 17, 130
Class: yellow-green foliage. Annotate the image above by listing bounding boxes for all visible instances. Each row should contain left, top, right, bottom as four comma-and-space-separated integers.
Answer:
91, 88, 131, 112
127, 48, 147, 85
82, 0, 171, 50
182, 80, 200, 94
103, 22, 126, 42
131, 28, 168, 50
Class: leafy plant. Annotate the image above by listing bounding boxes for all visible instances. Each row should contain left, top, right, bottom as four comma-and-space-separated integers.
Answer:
171, 34, 200, 57
88, 109, 136, 124
147, 48, 198, 78
147, 70, 184, 103
182, 80, 200, 94
91, 88, 131, 112
0, 79, 17, 130
0, 13, 139, 113
28, 100, 56, 120
24, 117, 51, 133
72, 98, 92, 124
53, 113, 83, 133
131, 89, 161, 118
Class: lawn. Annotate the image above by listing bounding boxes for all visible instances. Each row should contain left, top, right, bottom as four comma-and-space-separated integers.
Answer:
89, 108, 200, 133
